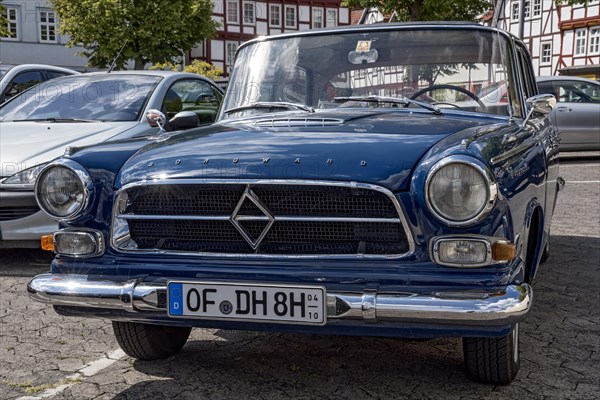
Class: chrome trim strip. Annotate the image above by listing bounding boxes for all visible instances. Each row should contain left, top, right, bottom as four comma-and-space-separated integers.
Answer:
424, 156, 498, 227
490, 141, 532, 165
34, 158, 94, 222
28, 274, 532, 326
111, 179, 415, 259
118, 214, 401, 224
252, 117, 344, 127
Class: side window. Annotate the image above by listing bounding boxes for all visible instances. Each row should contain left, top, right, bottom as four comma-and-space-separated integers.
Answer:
537, 81, 553, 97
516, 47, 536, 99
163, 79, 222, 124
45, 71, 72, 80
553, 81, 600, 104
4, 70, 44, 100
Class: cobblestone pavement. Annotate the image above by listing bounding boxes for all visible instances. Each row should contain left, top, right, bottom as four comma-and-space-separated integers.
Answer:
1, 159, 598, 400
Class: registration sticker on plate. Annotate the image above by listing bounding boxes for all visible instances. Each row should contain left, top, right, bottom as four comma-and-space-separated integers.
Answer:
167, 282, 326, 325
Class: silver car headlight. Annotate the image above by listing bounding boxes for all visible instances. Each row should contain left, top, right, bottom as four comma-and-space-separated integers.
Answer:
35, 159, 93, 220
2, 163, 48, 185
425, 156, 497, 226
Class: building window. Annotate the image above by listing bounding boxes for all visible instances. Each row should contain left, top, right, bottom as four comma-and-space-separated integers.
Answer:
541, 42, 552, 64
575, 29, 587, 56
285, 6, 296, 29
512, 2, 519, 21
532, 0, 541, 16
326, 9, 338, 27
2, 6, 19, 40
226, 42, 238, 73
226, 1, 239, 24
312, 8, 323, 29
38, 9, 58, 43
590, 27, 600, 55
243, 1, 255, 25
269, 4, 281, 27
524, 1, 531, 19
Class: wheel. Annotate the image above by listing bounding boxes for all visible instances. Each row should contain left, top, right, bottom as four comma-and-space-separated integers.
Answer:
410, 84, 487, 111
540, 241, 549, 263
112, 321, 191, 360
463, 324, 520, 384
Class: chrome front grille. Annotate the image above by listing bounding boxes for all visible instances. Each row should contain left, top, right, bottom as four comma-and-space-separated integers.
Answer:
112, 180, 414, 258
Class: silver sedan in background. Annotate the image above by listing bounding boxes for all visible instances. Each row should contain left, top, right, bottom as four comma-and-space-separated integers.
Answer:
537, 76, 600, 151
0, 70, 223, 248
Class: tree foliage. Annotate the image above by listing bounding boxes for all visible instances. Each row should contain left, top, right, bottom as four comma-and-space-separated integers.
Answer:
50, 0, 218, 70
342, 0, 490, 22
150, 59, 224, 80
0, 0, 10, 38
555, 0, 592, 5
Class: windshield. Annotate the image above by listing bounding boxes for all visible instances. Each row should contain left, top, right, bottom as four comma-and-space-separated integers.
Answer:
0, 74, 161, 122
221, 28, 517, 119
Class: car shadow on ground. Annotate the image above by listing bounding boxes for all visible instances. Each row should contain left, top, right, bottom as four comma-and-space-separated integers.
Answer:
105, 234, 599, 399
0, 249, 53, 277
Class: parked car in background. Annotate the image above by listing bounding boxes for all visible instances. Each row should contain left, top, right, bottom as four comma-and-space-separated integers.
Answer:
0, 63, 79, 103
0, 70, 223, 248
28, 23, 560, 384
537, 76, 600, 151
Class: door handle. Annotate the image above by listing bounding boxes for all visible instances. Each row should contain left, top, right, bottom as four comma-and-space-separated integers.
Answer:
557, 106, 572, 112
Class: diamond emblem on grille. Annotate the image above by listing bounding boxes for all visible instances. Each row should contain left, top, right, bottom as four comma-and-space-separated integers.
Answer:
230, 187, 275, 250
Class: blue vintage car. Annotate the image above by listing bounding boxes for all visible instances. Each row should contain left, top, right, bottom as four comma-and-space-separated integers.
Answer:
28, 23, 561, 384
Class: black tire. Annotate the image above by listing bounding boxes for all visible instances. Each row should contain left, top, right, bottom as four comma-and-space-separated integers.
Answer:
540, 241, 549, 263
463, 324, 520, 384
112, 321, 191, 360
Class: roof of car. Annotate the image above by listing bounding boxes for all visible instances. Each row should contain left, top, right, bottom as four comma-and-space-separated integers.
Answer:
83, 70, 201, 78
238, 21, 517, 53
537, 76, 600, 84
2, 64, 80, 74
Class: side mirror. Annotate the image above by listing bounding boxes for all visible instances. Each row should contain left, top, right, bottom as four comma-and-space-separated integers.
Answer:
146, 109, 167, 129
526, 94, 556, 115
169, 111, 199, 130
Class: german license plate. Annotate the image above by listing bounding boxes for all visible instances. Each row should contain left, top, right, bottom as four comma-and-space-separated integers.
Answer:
167, 281, 326, 325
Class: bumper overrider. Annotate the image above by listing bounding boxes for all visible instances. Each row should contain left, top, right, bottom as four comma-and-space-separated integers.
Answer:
28, 274, 532, 326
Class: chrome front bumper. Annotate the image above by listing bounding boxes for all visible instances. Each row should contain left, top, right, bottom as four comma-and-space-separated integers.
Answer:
28, 274, 532, 326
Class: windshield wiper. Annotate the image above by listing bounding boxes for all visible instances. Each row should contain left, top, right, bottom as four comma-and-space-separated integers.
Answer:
333, 95, 442, 115
9, 118, 97, 123
224, 101, 315, 115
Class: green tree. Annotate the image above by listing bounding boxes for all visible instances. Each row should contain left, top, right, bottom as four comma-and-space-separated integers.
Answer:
150, 59, 224, 80
555, 0, 592, 5
342, 0, 490, 22
50, 0, 218, 70
0, 0, 11, 38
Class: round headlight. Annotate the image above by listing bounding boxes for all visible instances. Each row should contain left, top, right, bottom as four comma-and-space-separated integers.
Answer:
426, 158, 496, 225
35, 160, 92, 220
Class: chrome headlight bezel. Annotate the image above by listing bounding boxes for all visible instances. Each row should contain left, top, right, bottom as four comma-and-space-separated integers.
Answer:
34, 159, 94, 221
425, 155, 497, 227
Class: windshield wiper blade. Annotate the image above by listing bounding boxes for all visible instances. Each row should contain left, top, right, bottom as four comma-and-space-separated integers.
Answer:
224, 102, 315, 115
10, 118, 97, 123
333, 95, 442, 115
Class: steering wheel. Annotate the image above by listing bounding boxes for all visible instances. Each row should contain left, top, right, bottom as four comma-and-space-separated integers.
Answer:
410, 84, 487, 111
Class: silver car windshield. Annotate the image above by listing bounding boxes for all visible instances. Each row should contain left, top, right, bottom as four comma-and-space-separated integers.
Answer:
0, 75, 161, 122
221, 28, 516, 119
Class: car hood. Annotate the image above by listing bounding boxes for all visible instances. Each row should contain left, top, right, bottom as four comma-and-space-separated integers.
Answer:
117, 110, 494, 191
0, 121, 138, 177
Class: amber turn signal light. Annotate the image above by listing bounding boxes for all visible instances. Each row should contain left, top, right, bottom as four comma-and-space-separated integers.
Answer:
492, 241, 516, 261
40, 235, 55, 252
